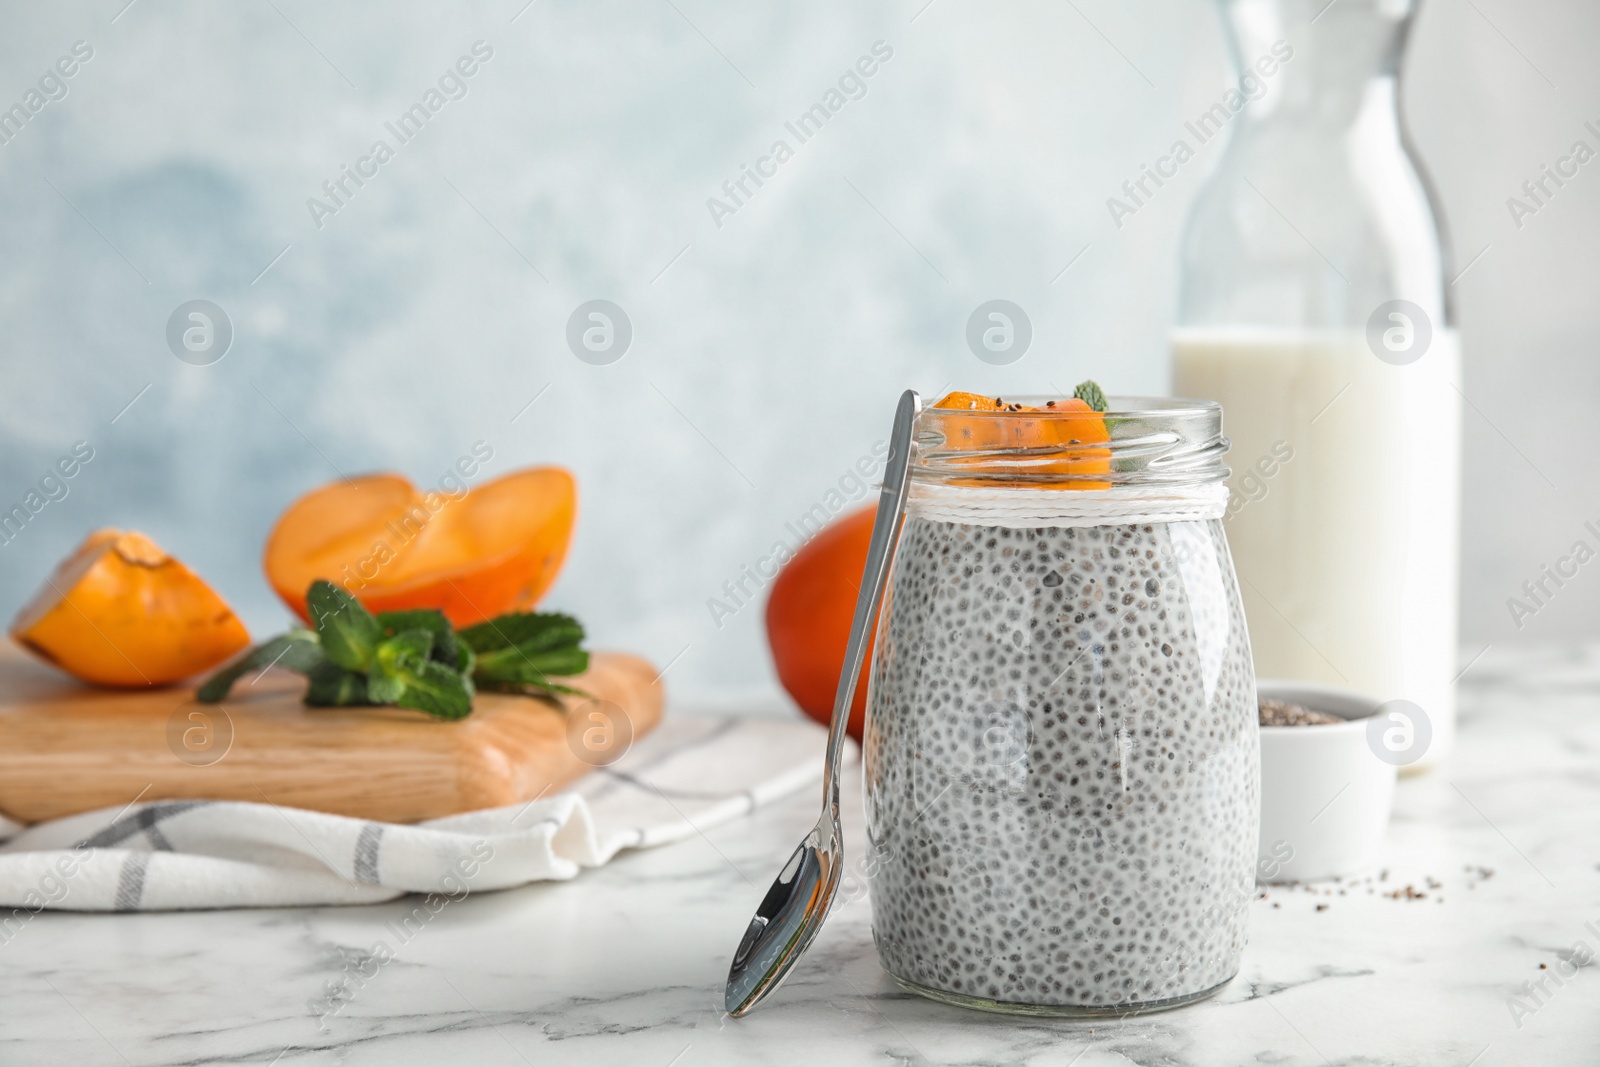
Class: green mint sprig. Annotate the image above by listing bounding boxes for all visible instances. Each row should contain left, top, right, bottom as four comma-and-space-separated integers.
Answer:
1072, 379, 1108, 413
197, 579, 588, 719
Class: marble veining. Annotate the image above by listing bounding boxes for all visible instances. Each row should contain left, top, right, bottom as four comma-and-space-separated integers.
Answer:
2, 644, 1599, 1065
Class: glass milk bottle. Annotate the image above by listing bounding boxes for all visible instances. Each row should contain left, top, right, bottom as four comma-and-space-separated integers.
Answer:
1172, 0, 1461, 767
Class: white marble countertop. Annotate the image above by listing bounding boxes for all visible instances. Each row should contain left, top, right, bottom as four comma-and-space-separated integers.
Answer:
3, 645, 1598, 1066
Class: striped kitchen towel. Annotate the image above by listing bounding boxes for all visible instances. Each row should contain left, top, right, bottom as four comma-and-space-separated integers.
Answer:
0, 715, 829, 912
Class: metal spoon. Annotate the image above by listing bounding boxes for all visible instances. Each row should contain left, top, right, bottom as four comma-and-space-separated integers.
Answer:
724, 388, 921, 1018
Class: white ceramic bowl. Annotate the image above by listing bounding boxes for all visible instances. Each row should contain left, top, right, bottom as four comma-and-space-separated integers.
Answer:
1256, 680, 1397, 884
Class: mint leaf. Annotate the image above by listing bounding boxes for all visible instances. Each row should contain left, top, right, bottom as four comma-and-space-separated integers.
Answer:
377, 628, 435, 666
473, 649, 589, 685
478, 646, 589, 682
530, 647, 587, 677
197, 630, 325, 703
396, 658, 474, 720
376, 609, 458, 666
276, 629, 327, 671
365, 662, 405, 704
304, 661, 373, 706
1072, 379, 1109, 413
459, 613, 583, 656
462, 612, 587, 688
362, 627, 475, 718
477, 677, 589, 699
368, 628, 434, 704
307, 580, 382, 672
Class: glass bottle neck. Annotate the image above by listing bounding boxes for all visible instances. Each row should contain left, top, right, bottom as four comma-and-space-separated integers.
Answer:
1223, 0, 1413, 130
1175, 0, 1453, 332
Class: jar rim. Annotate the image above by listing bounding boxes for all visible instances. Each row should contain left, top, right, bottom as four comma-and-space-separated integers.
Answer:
923, 394, 1220, 421
912, 394, 1229, 490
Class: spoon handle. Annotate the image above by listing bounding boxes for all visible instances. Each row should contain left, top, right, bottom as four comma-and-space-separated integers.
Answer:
822, 389, 921, 820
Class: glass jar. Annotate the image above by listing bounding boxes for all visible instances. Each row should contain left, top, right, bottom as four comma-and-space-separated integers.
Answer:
1172, 0, 1460, 767
863, 398, 1259, 1015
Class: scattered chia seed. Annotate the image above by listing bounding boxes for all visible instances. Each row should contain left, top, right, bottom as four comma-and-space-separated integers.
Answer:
1258, 698, 1341, 727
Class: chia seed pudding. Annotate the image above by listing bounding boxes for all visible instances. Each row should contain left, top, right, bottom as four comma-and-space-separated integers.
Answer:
863, 500, 1258, 1014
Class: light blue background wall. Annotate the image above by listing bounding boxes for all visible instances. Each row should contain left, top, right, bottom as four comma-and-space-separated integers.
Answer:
0, 0, 1595, 707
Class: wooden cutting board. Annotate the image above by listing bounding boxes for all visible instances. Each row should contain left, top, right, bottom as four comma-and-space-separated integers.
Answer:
0, 642, 663, 825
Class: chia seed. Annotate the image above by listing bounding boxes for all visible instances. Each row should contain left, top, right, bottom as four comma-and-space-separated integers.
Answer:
864, 515, 1258, 1011
1259, 699, 1341, 727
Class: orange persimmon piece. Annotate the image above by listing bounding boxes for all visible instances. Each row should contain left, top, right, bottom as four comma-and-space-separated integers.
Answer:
10, 529, 251, 688
263, 467, 577, 628
931, 392, 1112, 488
932, 391, 1006, 412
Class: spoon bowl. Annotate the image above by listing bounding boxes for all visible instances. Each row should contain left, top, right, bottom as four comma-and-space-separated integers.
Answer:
723, 826, 836, 1014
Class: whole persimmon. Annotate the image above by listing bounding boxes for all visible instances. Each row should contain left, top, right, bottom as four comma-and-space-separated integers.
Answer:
765, 506, 878, 740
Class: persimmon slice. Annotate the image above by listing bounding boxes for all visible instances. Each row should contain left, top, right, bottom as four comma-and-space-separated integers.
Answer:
263, 467, 577, 627
10, 529, 252, 688
929, 392, 1112, 488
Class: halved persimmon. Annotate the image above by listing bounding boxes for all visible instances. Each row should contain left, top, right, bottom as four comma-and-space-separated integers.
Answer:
264, 467, 577, 627
10, 529, 252, 688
